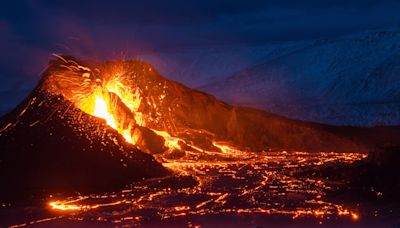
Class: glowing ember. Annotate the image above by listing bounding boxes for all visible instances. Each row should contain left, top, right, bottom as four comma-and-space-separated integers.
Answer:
352, 212, 359, 221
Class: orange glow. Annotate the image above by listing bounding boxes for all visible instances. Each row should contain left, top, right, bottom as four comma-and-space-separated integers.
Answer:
69, 69, 207, 154
104, 77, 144, 126
48, 197, 89, 211
213, 141, 244, 155
49, 201, 83, 211
153, 130, 182, 151
351, 213, 359, 221
47, 151, 367, 223
65, 63, 191, 153
49, 198, 124, 211
75, 74, 187, 152
79, 85, 137, 144
93, 91, 117, 129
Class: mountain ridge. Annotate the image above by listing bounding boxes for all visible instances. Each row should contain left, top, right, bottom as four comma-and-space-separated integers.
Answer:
200, 27, 400, 126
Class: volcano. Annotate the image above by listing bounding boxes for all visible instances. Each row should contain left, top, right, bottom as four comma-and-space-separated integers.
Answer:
0, 79, 169, 202
1, 55, 397, 202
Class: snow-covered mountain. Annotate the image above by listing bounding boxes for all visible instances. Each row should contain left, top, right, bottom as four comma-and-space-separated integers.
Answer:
137, 42, 310, 88
201, 28, 400, 126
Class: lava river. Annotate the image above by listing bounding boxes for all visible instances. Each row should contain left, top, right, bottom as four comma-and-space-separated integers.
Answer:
7, 151, 368, 227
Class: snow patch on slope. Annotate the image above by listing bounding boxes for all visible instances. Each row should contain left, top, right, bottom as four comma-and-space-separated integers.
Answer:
137, 42, 310, 88
201, 27, 400, 126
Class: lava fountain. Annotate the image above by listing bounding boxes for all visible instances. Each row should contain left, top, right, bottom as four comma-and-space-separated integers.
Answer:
41, 55, 241, 158
42, 55, 188, 155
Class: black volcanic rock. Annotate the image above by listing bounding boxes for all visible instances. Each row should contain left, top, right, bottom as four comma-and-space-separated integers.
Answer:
0, 90, 169, 202
298, 144, 400, 213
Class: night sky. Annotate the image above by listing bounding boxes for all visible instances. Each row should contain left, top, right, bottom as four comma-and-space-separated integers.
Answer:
1, 0, 400, 111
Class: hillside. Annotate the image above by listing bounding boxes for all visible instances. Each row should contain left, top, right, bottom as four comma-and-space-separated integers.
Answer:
201, 27, 400, 126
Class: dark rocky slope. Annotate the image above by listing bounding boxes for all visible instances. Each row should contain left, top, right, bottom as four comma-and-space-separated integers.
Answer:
0, 90, 169, 202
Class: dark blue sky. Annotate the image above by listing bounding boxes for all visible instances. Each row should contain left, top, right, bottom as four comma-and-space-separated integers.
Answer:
1, 0, 400, 100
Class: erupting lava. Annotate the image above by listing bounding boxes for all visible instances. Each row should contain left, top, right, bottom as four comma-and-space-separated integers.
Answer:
42, 55, 248, 159
44, 54, 189, 155
78, 78, 142, 144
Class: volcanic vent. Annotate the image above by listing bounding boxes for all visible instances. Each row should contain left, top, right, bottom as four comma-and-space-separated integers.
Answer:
0, 55, 365, 201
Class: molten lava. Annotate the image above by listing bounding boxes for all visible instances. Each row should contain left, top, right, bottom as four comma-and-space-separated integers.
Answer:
42, 55, 241, 158
78, 82, 140, 144
76, 74, 188, 153
44, 56, 179, 153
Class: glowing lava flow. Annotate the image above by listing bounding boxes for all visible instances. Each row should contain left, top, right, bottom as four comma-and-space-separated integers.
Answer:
49, 199, 86, 211
77, 77, 141, 145
45, 151, 365, 226
74, 73, 232, 156
104, 77, 144, 126
92, 90, 117, 129
152, 130, 182, 151
49, 197, 125, 211
73, 69, 190, 154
